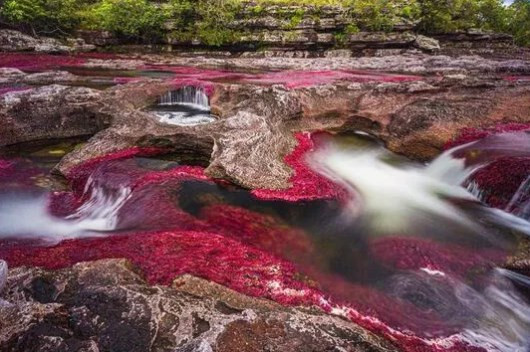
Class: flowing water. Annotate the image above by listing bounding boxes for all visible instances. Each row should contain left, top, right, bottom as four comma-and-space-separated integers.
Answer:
0, 131, 529, 351
149, 86, 217, 126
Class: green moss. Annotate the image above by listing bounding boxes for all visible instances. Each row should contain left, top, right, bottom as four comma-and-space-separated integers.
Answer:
287, 8, 305, 28
250, 5, 265, 15
344, 23, 359, 34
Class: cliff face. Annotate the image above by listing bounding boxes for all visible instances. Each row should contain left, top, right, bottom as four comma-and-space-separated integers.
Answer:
71, 2, 522, 57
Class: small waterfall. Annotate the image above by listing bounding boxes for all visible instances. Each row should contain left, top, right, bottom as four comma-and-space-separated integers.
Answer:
64, 175, 131, 231
309, 132, 530, 352
157, 86, 209, 110
152, 86, 216, 126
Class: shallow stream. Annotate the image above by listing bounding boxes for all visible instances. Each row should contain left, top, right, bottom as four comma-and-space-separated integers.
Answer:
0, 131, 529, 351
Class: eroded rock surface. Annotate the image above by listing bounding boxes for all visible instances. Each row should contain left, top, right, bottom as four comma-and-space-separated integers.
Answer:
56, 75, 530, 190
0, 85, 109, 146
0, 259, 396, 352
0, 52, 529, 192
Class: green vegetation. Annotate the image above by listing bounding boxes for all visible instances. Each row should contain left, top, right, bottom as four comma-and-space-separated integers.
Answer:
81, 0, 167, 41
1, 0, 529, 46
506, 0, 530, 46
1, 0, 84, 35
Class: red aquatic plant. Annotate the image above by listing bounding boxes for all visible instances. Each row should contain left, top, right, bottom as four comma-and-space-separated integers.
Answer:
0, 53, 85, 70
252, 132, 346, 201
445, 124, 530, 209
244, 69, 421, 89
0, 140, 499, 352
0, 86, 32, 96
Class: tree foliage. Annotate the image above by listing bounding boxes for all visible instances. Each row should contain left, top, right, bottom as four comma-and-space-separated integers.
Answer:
506, 0, 530, 46
81, 0, 167, 41
1, 0, 83, 35
417, 0, 509, 33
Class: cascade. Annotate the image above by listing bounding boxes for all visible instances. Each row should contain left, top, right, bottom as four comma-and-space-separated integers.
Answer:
157, 86, 210, 109
151, 86, 216, 126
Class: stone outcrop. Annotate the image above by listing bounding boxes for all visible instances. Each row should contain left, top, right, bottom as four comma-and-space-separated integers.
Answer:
0, 68, 81, 86
0, 85, 109, 146
72, 2, 521, 58
0, 29, 95, 53
1, 53, 529, 190
0, 259, 396, 352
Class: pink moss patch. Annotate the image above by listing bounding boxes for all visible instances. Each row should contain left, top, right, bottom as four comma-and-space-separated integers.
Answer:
252, 132, 346, 202
144, 65, 242, 96
0, 143, 500, 352
444, 123, 530, 150
0, 86, 32, 96
371, 237, 505, 280
470, 157, 530, 208
66, 146, 168, 192
0, 215, 486, 352
0, 53, 85, 70
244, 69, 421, 89
0, 159, 13, 175
146, 64, 421, 92
504, 75, 530, 82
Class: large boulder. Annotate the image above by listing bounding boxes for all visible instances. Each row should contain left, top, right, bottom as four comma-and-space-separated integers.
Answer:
0, 259, 396, 352
0, 85, 109, 146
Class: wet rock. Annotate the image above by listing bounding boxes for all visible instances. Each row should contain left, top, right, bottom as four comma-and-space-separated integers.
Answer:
76, 30, 119, 46
0, 259, 396, 352
135, 53, 530, 76
39, 72, 526, 190
0, 29, 66, 53
0, 68, 81, 85
0, 261, 7, 292
1, 52, 528, 191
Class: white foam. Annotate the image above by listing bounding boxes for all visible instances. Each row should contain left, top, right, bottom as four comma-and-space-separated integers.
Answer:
0, 178, 130, 244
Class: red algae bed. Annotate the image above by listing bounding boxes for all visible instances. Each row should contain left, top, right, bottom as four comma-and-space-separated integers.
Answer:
3, 130, 525, 352
446, 123, 530, 209
252, 133, 346, 201
0, 53, 422, 92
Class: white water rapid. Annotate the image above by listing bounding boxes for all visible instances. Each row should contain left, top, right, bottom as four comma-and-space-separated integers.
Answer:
311, 132, 530, 237
0, 175, 130, 244
310, 131, 530, 352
